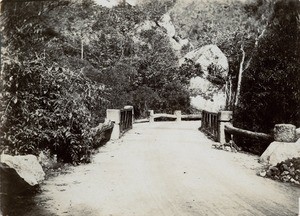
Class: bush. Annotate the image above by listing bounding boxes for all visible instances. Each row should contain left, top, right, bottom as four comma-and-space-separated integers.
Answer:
0, 57, 109, 163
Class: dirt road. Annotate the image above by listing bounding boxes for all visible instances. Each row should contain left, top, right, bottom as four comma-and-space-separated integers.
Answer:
24, 121, 300, 215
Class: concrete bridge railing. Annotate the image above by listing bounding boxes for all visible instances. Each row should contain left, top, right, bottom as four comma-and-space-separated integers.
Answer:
106, 106, 134, 140
148, 110, 202, 123
200, 110, 232, 144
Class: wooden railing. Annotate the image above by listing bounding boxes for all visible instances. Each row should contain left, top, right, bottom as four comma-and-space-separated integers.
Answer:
120, 108, 133, 134
181, 114, 202, 121
201, 110, 219, 141
200, 110, 233, 143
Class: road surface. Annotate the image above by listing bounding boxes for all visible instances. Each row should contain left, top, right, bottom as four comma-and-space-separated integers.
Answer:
20, 121, 300, 215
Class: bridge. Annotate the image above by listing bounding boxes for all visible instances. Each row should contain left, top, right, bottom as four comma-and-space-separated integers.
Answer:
22, 118, 300, 215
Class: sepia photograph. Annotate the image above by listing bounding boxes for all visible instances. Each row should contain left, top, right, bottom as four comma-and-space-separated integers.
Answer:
0, 0, 299, 215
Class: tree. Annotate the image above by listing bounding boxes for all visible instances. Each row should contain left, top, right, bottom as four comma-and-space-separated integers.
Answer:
233, 0, 300, 154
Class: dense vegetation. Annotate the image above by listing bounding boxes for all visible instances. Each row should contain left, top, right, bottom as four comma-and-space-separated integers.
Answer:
234, 0, 300, 154
147, 0, 299, 153
0, 0, 195, 163
0, 0, 298, 162
169, 0, 299, 153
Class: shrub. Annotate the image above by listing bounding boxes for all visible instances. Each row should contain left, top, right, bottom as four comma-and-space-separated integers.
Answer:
0, 56, 109, 163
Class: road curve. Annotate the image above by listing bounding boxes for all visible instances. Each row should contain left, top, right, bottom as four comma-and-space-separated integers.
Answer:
25, 121, 300, 215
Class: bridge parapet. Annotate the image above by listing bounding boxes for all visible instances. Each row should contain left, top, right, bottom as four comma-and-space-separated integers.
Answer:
106, 106, 134, 140
201, 110, 232, 144
148, 110, 201, 123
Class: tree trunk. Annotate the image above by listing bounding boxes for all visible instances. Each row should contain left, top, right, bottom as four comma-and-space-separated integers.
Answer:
81, 38, 84, 60
225, 76, 233, 110
234, 45, 245, 107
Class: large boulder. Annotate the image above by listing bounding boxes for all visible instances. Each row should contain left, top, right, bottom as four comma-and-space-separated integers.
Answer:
158, 13, 191, 52
1, 154, 45, 187
179, 45, 228, 112
179, 44, 229, 78
1, 163, 34, 195
259, 139, 300, 166
190, 88, 226, 112
132, 14, 192, 53
158, 13, 176, 38
297, 128, 300, 140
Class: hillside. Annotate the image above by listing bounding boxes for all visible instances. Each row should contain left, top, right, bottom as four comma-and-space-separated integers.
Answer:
153, 0, 271, 111
0, 0, 298, 162
0, 0, 191, 163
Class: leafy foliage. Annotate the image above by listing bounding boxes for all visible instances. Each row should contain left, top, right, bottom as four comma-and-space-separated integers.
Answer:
0, 1, 110, 163
234, 0, 300, 153
140, 0, 176, 22
2, 0, 289, 161
0, 53, 109, 163
0, 0, 193, 163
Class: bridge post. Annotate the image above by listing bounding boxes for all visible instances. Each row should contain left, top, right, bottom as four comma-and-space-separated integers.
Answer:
218, 111, 233, 144
174, 110, 181, 122
106, 109, 121, 140
124, 105, 134, 125
149, 110, 154, 123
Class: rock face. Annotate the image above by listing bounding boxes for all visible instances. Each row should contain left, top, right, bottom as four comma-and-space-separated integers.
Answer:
274, 124, 297, 142
179, 44, 229, 77
259, 140, 300, 166
158, 13, 191, 51
1, 154, 45, 186
190, 89, 226, 112
132, 13, 192, 54
180, 45, 229, 112
94, 0, 137, 8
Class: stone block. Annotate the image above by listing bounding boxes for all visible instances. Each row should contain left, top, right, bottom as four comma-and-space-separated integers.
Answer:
110, 124, 120, 140
218, 111, 232, 122
219, 122, 232, 144
174, 110, 181, 122
274, 124, 296, 142
106, 109, 121, 124
149, 110, 154, 123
